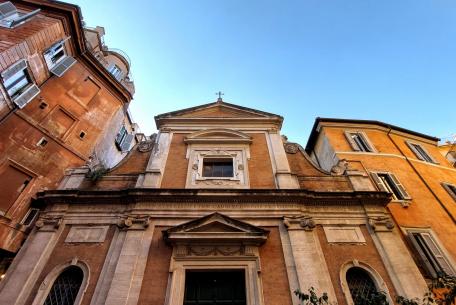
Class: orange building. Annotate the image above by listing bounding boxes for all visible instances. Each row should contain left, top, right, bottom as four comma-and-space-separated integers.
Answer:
0, 0, 138, 264
0, 99, 441, 305
306, 118, 456, 281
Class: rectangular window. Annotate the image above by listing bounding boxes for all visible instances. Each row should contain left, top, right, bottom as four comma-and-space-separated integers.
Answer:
344, 131, 375, 152
406, 141, 437, 163
115, 125, 133, 152
20, 208, 39, 226
441, 182, 456, 202
371, 172, 411, 200
408, 231, 455, 278
1, 59, 40, 108
203, 158, 234, 178
0, 2, 40, 28
43, 40, 77, 77
108, 64, 123, 81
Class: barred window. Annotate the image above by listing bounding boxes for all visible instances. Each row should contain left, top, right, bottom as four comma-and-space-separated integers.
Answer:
346, 267, 378, 305
44, 266, 83, 305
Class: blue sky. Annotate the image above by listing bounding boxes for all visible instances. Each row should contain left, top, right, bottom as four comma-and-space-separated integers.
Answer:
68, 0, 455, 145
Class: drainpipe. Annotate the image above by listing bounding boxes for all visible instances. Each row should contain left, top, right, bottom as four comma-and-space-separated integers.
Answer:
386, 128, 456, 224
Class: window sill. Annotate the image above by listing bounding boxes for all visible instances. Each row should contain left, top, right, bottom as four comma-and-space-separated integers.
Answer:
197, 177, 239, 181
390, 199, 411, 208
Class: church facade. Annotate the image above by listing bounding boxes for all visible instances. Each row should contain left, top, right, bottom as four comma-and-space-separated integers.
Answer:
1, 99, 452, 305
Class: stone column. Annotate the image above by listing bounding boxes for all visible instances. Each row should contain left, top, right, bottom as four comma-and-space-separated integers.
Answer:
368, 216, 428, 299
104, 217, 154, 305
0, 217, 64, 305
284, 216, 336, 302
267, 132, 299, 189
137, 131, 172, 188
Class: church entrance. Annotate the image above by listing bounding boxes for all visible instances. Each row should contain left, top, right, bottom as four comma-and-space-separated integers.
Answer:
183, 270, 246, 305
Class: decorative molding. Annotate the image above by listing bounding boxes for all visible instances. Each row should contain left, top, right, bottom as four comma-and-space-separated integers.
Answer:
35, 215, 63, 232
323, 226, 366, 244
118, 215, 150, 230
283, 215, 316, 231
137, 140, 154, 152
284, 142, 299, 154
368, 216, 395, 232
330, 159, 349, 176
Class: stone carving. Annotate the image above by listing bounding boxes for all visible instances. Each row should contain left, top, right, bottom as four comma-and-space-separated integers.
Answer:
330, 159, 349, 176
36, 215, 63, 231
187, 245, 244, 257
284, 215, 316, 231
137, 140, 154, 152
368, 216, 395, 232
119, 215, 150, 230
65, 226, 109, 243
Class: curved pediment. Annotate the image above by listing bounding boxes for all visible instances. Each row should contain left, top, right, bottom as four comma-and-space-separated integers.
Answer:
184, 128, 252, 144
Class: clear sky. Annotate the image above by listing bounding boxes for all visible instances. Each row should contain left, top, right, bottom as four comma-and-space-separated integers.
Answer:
67, 0, 455, 146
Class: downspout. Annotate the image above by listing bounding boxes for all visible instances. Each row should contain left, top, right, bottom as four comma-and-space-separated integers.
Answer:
386, 127, 456, 224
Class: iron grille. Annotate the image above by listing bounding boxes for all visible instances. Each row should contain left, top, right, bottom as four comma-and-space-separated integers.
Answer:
346, 267, 377, 305
44, 266, 83, 305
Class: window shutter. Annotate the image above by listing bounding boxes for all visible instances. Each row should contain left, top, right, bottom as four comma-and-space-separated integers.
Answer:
420, 233, 455, 276
13, 84, 40, 108
9, 9, 40, 28
120, 133, 133, 152
50, 56, 77, 77
419, 145, 439, 164
408, 233, 439, 278
344, 131, 360, 151
370, 172, 388, 192
441, 183, 456, 202
1, 59, 27, 81
388, 173, 411, 200
406, 141, 424, 161
0, 2, 17, 19
360, 131, 375, 152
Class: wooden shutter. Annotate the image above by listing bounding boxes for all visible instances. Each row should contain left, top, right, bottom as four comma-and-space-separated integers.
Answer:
9, 9, 40, 28
388, 173, 411, 200
442, 183, 456, 202
360, 131, 376, 152
0, 2, 17, 19
420, 233, 455, 276
344, 131, 360, 151
120, 133, 134, 152
1, 59, 27, 81
408, 232, 439, 278
13, 84, 40, 108
419, 144, 439, 164
50, 56, 77, 77
370, 172, 389, 192
406, 141, 424, 160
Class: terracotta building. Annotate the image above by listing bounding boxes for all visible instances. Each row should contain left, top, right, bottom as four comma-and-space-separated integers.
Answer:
305, 118, 456, 281
1, 99, 443, 305
0, 0, 138, 266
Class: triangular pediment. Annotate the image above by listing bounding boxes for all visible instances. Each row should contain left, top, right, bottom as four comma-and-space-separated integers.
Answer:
155, 101, 282, 120
163, 213, 269, 245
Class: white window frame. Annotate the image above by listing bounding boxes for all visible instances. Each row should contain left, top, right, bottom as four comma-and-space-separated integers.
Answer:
108, 64, 123, 81
370, 171, 411, 202
405, 228, 456, 278
406, 141, 438, 164
201, 156, 235, 179
43, 38, 77, 77
1, 59, 40, 108
344, 131, 376, 152
20, 208, 40, 226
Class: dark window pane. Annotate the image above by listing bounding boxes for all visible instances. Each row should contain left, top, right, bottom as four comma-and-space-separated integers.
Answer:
346, 267, 378, 305
44, 266, 83, 305
202, 159, 233, 178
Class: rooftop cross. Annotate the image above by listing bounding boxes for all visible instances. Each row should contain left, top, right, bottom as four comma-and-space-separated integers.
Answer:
215, 91, 224, 102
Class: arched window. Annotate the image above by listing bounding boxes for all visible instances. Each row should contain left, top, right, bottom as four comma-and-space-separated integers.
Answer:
346, 267, 378, 305
43, 266, 83, 305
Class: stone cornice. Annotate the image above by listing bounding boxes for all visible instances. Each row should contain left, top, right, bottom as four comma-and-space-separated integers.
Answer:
35, 188, 391, 207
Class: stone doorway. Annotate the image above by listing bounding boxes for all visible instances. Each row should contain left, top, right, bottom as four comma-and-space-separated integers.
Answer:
184, 270, 246, 305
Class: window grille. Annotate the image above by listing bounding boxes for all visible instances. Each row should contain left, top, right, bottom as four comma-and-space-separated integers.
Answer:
346, 267, 378, 305
44, 266, 83, 305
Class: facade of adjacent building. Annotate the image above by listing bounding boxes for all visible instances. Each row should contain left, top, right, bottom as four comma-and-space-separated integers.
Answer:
2, 99, 451, 305
305, 118, 456, 281
0, 0, 138, 267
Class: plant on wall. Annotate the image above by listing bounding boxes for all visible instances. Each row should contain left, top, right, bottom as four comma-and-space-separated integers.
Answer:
396, 275, 456, 305
294, 288, 330, 305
